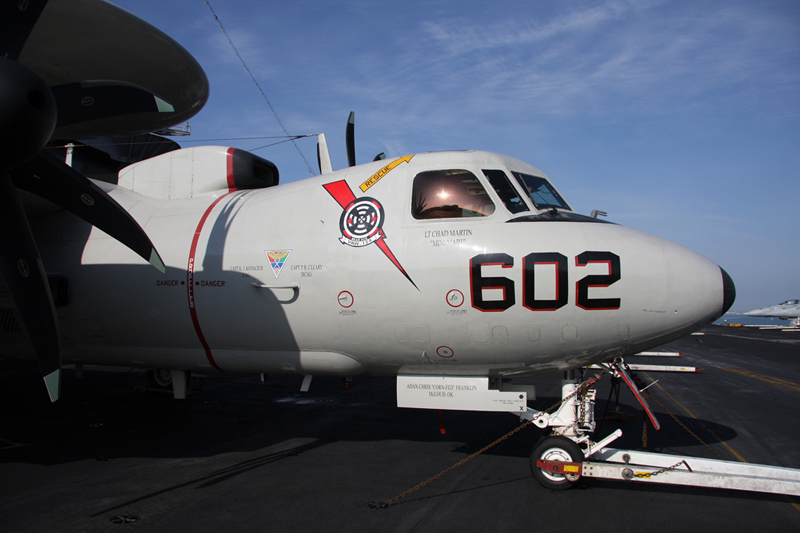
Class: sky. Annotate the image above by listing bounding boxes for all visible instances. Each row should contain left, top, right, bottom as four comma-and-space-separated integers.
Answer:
111, 0, 799, 313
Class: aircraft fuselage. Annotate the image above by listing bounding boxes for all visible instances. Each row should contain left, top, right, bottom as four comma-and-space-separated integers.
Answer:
1, 148, 733, 379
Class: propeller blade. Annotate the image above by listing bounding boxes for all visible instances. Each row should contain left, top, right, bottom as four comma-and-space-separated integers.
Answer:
0, 57, 57, 173
51, 81, 174, 132
346, 111, 356, 167
11, 151, 165, 273
0, 0, 48, 60
0, 173, 61, 402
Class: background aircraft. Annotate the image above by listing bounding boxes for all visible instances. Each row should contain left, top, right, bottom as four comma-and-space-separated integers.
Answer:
745, 300, 800, 327
1, 0, 735, 488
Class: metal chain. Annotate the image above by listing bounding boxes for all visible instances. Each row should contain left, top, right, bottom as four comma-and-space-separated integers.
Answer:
642, 419, 648, 448
369, 372, 607, 509
578, 390, 587, 429
368, 419, 534, 509
634, 459, 691, 479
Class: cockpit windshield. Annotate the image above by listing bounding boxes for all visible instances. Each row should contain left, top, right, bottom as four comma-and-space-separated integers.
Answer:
412, 169, 496, 219
512, 172, 571, 211
483, 169, 529, 214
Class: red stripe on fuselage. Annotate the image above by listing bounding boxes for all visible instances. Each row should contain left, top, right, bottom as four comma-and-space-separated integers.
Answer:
226, 148, 237, 191
186, 191, 238, 371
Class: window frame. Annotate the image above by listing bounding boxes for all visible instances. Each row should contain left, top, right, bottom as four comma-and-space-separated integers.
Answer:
410, 168, 497, 220
512, 171, 572, 211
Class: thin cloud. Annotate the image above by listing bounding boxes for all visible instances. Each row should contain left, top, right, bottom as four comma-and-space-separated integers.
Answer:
325, 0, 800, 126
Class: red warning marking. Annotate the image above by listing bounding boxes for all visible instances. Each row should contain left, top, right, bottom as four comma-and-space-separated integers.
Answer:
446, 290, 464, 307
338, 291, 354, 308
186, 191, 240, 371
226, 147, 236, 191
196, 280, 226, 287
436, 346, 454, 358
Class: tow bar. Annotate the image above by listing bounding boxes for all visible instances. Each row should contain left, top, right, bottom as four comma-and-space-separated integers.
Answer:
538, 445, 800, 496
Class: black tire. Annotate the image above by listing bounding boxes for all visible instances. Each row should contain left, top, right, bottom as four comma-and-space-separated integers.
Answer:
147, 368, 172, 388
530, 436, 584, 490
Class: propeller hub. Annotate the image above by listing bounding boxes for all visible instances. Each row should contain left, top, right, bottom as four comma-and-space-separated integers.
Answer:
0, 57, 56, 173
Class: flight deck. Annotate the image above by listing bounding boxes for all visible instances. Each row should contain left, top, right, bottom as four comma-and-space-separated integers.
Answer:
1, 325, 799, 531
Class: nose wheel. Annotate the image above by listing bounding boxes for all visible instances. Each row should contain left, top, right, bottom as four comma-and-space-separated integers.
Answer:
148, 368, 173, 388
530, 436, 585, 489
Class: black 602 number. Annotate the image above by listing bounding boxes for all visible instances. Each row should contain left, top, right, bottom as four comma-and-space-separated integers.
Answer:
470, 252, 620, 312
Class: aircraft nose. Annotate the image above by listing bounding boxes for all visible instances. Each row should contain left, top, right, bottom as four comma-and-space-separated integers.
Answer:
655, 237, 736, 330
720, 267, 736, 317
719, 267, 736, 316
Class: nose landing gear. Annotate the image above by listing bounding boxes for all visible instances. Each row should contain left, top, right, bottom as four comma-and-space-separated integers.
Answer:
524, 361, 800, 496
522, 361, 655, 489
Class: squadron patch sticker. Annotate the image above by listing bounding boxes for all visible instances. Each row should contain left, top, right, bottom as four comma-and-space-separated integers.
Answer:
323, 159, 418, 290
265, 249, 292, 279
339, 197, 384, 247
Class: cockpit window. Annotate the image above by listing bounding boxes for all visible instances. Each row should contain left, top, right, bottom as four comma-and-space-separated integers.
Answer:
412, 169, 496, 219
512, 172, 571, 211
483, 169, 530, 214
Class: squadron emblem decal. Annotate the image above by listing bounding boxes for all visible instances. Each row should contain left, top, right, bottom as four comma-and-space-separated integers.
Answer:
323, 162, 418, 289
265, 249, 292, 279
339, 197, 384, 247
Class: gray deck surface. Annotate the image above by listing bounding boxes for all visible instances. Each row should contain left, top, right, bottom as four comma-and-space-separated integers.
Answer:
1, 325, 799, 532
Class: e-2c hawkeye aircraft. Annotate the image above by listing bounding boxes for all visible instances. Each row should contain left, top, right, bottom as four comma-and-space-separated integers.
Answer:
1, 0, 735, 490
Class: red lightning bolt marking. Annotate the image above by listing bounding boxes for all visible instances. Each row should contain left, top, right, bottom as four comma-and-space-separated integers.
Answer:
323, 180, 418, 290
323, 180, 355, 208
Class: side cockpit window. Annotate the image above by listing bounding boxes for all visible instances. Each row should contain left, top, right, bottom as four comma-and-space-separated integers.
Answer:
483, 169, 530, 214
412, 169, 496, 219
512, 172, 571, 211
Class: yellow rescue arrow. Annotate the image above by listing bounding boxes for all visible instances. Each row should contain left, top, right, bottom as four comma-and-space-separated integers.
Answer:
359, 155, 415, 193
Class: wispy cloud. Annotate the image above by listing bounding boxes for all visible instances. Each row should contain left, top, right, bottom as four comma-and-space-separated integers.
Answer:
320, 0, 800, 131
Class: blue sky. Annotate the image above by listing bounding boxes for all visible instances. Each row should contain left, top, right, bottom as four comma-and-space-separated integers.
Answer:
112, 0, 799, 313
